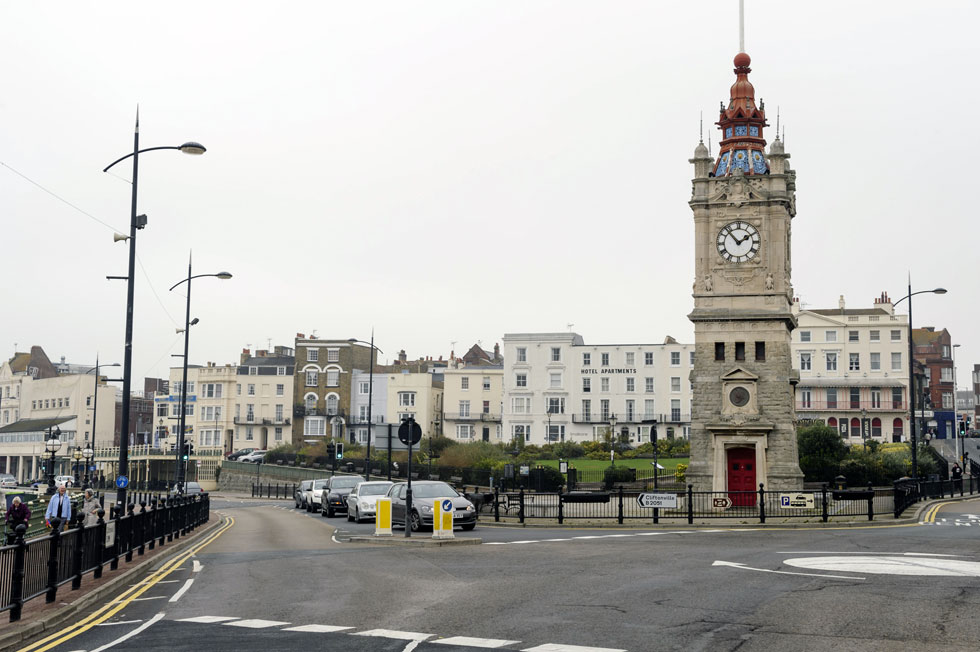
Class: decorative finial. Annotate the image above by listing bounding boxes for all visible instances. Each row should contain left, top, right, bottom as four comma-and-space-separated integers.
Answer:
699, 111, 704, 144
776, 106, 780, 139
739, 0, 745, 53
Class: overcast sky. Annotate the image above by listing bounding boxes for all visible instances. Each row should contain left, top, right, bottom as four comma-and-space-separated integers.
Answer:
2, 1, 977, 389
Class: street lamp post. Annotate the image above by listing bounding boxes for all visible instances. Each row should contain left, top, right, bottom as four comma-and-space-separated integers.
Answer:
861, 408, 868, 453
82, 443, 94, 491
72, 447, 83, 487
45, 427, 62, 495
169, 254, 232, 494
86, 358, 121, 492
103, 112, 205, 508
608, 415, 617, 467
893, 281, 947, 479
952, 343, 961, 463
349, 335, 383, 482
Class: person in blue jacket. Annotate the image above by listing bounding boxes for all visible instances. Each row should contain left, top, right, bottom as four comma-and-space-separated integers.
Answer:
44, 483, 72, 530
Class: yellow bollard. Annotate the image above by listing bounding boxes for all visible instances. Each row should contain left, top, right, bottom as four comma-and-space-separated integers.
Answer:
432, 498, 454, 539
374, 497, 392, 536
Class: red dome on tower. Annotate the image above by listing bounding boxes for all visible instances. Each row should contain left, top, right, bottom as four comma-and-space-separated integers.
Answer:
712, 52, 769, 177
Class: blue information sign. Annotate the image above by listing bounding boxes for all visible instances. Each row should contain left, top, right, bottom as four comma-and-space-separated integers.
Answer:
115, 475, 129, 489
441, 499, 453, 512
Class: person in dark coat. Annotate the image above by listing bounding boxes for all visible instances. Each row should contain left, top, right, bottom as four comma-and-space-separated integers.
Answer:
5, 496, 31, 543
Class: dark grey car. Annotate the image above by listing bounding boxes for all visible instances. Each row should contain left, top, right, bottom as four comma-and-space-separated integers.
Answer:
320, 475, 364, 517
387, 481, 477, 532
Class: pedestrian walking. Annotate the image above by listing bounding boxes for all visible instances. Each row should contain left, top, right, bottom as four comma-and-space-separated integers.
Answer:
82, 489, 100, 527
5, 496, 31, 543
44, 483, 72, 530
951, 463, 963, 491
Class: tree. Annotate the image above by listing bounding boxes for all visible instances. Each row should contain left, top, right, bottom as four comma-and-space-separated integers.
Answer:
797, 424, 849, 483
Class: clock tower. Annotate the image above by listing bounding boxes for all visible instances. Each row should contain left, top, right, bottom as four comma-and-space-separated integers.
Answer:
687, 51, 803, 493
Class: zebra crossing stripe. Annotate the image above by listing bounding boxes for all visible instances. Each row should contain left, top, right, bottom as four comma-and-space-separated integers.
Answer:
353, 628, 432, 641
282, 624, 354, 633
433, 636, 521, 647
224, 618, 291, 628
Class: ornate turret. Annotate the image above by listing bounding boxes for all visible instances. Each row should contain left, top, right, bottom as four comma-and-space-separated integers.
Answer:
713, 52, 769, 177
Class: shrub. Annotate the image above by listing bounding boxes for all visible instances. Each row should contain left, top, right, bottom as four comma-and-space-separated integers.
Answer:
549, 441, 585, 459
586, 450, 607, 460
797, 424, 849, 483
534, 465, 565, 491
674, 463, 688, 483
603, 466, 634, 488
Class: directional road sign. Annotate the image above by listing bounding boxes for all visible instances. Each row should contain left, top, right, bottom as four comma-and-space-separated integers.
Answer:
713, 497, 732, 509
636, 493, 677, 509
115, 475, 129, 489
398, 419, 422, 445
441, 499, 453, 512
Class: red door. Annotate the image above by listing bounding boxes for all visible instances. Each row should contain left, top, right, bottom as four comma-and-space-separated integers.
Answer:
727, 447, 757, 506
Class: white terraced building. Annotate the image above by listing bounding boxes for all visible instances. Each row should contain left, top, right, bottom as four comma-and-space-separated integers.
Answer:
502, 333, 694, 446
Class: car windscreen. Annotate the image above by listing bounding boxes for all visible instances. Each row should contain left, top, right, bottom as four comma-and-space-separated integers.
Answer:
411, 483, 459, 498
331, 478, 361, 489
313, 480, 329, 489
359, 484, 391, 496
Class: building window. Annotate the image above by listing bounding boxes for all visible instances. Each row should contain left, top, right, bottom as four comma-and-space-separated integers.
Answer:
670, 377, 681, 392
943, 345, 951, 358
276, 384, 284, 397
850, 388, 860, 409
249, 367, 257, 376
871, 418, 882, 437
800, 331, 811, 343
626, 378, 635, 393
275, 427, 283, 441
577, 399, 591, 420
890, 330, 901, 342
246, 426, 254, 440
870, 330, 880, 342
825, 331, 837, 342
601, 353, 609, 366
625, 399, 635, 421
459, 400, 470, 417
626, 352, 635, 366
549, 373, 562, 388
326, 348, 339, 362
715, 343, 725, 361
547, 424, 564, 442
357, 381, 368, 394
236, 384, 241, 396
826, 352, 838, 371
305, 371, 318, 387
600, 399, 610, 420
689, 351, 695, 366
305, 394, 316, 410
511, 397, 531, 414
326, 370, 340, 386
800, 389, 812, 409
398, 392, 416, 407
547, 397, 565, 415
849, 331, 859, 343
644, 399, 655, 419
582, 377, 591, 393
277, 366, 286, 376
304, 418, 325, 437
870, 352, 881, 370
735, 342, 745, 361
483, 376, 491, 390
512, 424, 530, 442
157, 403, 168, 417
943, 392, 953, 409
275, 404, 283, 421
849, 353, 860, 371
246, 404, 254, 421
800, 353, 811, 371
940, 367, 953, 383
307, 349, 318, 362
461, 377, 469, 390
515, 374, 527, 388
892, 387, 904, 409
871, 389, 882, 409
826, 388, 838, 409
891, 352, 902, 371
645, 377, 654, 393
326, 395, 339, 415
517, 347, 527, 362
670, 400, 681, 422
483, 400, 490, 414
671, 352, 680, 366
359, 405, 369, 420
600, 377, 610, 392
583, 353, 591, 366
551, 347, 561, 362
456, 424, 474, 440
644, 352, 654, 366
755, 342, 766, 361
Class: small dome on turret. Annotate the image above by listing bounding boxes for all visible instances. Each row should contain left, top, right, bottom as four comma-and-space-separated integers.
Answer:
769, 137, 784, 155
694, 140, 710, 158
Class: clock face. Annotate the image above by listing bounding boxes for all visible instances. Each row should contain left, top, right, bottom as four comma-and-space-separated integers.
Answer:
717, 221, 761, 263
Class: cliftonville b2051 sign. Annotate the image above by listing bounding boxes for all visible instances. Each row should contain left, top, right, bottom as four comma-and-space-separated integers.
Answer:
581, 368, 636, 375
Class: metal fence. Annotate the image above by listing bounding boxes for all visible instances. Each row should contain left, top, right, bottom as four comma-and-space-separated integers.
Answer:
0, 494, 210, 622
485, 476, 980, 526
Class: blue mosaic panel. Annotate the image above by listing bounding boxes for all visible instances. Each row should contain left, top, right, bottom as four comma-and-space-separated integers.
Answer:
716, 151, 731, 176
752, 150, 767, 174
749, 125, 759, 137
732, 150, 749, 172
734, 125, 748, 136
725, 127, 733, 138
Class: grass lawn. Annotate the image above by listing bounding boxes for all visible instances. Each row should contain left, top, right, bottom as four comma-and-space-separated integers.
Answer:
536, 457, 687, 472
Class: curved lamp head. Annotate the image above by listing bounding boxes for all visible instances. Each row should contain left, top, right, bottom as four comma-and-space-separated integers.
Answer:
932, 288, 948, 295
215, 271, 233, 280
178, 142, 207, 155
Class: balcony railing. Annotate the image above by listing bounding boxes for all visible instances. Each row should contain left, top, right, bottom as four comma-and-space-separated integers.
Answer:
346, 416, 387, 426
570, 412, 689, 424
295, 407, 346, 418
796, 401, 906, 411
443, 412, 502, 422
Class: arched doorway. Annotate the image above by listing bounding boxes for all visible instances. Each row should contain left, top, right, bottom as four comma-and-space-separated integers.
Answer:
726, 447, 757, 506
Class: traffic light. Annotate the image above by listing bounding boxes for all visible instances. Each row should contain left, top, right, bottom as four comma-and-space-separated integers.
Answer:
335, 442, 344, 460
959, 420, 967, 436
181, 441, 193, 461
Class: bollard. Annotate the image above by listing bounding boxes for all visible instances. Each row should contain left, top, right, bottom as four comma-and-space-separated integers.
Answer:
558, 493, 564, 525
822, 484, 829, 522
9, 524, 28, 622
687, 485, 694, 524
109, 507, 120, 571
494, 486, 500, 523
758, 484, 766, 524
867, 482, 874, 521
518, 487, 525, 524
432, 499, 454, 540
46, 518, 63, 603
71, 517, 85, 590
138, 502, 147, 555
94, 509, 106, 579
617, 486, 624, 525
375, 497, 392, 536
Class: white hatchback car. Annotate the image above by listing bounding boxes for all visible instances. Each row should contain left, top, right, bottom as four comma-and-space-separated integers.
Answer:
0, 473, 17, 488
346, 480, 394, 523
54, 475, 75, 488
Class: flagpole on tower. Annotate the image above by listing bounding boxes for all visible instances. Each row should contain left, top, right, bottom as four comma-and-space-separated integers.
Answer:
739, 0, 745, 53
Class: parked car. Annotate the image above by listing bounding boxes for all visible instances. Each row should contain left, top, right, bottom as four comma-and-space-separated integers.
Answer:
54, 475, 75, 488
294, 480, 313, 509
320, 475, 365, 517
0, 473, 17, 489
227, 448, 256, 461
304, 478, 331, 513
387, 481, 477, 532
171, 481, 203, 494
346, 480, 394, 523
238, 450, 267, 463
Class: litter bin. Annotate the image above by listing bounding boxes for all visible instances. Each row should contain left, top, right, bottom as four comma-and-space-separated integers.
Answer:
345, 462, 354, 473
834, 475, 847, 491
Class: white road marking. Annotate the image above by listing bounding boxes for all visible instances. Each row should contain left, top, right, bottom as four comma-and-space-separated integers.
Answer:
353, 628, 433, 641
778, 551, 966, 557
784, 556, 980, 577
97, 620, 144, 626
192, 560, 203, 572
713, 560, 864, 580
169, 579, 195, 602
131, 579, 179, 586
521, 644, 627, 652
89, 612, 165, 652
224, 618, 291, 628
177, 616, 239, 623
282, 624, 354, 633
434, 636, 521, 647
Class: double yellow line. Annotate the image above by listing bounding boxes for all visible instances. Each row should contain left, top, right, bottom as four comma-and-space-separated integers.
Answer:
18, 516, 235, 652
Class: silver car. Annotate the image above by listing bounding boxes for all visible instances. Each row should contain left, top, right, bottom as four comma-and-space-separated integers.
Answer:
305, 478, 330, 513
387, 481, 477, 532
0, 473, 16, 489
346, 481, 393, 523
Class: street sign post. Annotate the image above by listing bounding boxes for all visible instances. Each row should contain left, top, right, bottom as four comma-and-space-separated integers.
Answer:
399, 417, 422, 538
636, 493, 678, 509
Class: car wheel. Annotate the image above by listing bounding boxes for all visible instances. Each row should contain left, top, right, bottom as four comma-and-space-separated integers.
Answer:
347, 509, 354, 522
355, 508, 362, 524
321, 504, 328, 517
461, 523, 476, 531
327, 507, 334, 518
410, 510, 424, 532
